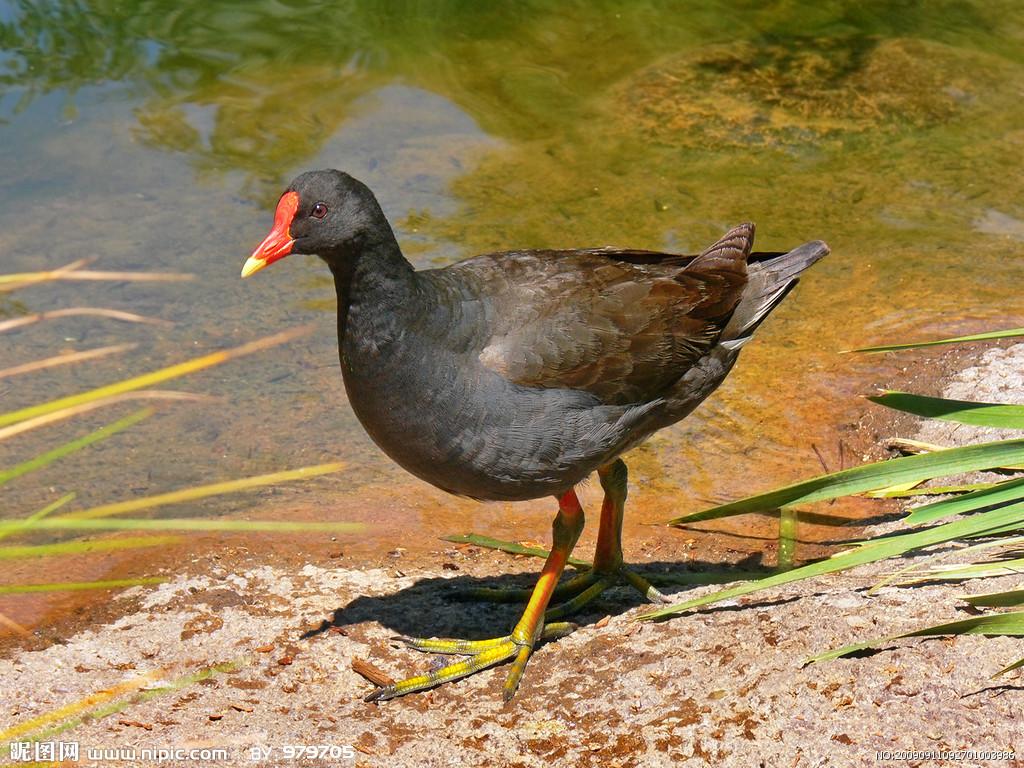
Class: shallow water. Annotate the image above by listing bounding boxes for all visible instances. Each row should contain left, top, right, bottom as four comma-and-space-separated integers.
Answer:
2, 1, 1024, 631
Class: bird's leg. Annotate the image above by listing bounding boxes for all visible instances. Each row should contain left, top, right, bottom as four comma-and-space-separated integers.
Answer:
454, 460, 671, 617
544, 459, 669, 618
365, 490, 585, 703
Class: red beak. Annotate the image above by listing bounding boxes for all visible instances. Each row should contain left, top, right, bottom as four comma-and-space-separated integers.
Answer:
241, 191, 299, 278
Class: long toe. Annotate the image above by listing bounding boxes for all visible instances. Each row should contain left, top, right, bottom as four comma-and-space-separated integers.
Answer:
618, 567, 672, 604
365, 621, 578, 702
543, 564, 672, 620
398, 634, 516, 656
365, 638, 524, 702
545, 576, 616, 620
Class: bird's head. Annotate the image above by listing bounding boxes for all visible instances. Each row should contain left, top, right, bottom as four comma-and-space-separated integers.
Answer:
241, 169, 389, 278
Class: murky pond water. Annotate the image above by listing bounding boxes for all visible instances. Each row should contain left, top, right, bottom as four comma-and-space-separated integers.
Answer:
2, 1, 1024, 634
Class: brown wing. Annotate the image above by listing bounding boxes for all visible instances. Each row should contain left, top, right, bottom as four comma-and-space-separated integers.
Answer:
467, 224, 754, 405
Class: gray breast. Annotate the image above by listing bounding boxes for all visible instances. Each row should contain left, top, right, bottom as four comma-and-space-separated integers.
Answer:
338, 318, 658, 501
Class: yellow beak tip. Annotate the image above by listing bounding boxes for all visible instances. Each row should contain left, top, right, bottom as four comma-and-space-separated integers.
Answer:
240, 257, 268, 279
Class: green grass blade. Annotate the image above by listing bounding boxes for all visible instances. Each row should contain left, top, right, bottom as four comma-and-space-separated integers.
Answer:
668, 438, 1024, 525
642, 499, 1024, 620
964, 522, 1024, 537
994, 657, 1024, 677
886, 437, 1024, 470
0, 535, 181, 560
43, 660, 242, 740
869, 482, 998, 498
871, 535, 1024, 590
0, 518, 363, 534
0, 492, 75, 542
442, 533, 591, 567
0, 326, 309, 429
0, 267, 190, 287
61, 462, 347, 520
0, 659, 243, 749
964, 589, 1024, 608
776, 508, 798, 571
806, 611, 1024, 663
909, 557, 1024, 582
0, 343, 136, 380
850, 327, 1024, 354
442, 533, 768, 583
0, 409, 151, 488
870, 391, 1024, 429
905, 476, 1024, 525
0, 390, 207, 443
0, 307, 172, 334
0, 577, 166, 595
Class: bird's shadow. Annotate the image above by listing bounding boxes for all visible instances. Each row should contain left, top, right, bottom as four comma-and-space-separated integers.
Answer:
302, 556, 771, 643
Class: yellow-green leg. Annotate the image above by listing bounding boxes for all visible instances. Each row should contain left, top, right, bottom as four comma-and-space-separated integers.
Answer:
549, 459, 669, 617
365, 489, 585, 703
458, 459, 670, 618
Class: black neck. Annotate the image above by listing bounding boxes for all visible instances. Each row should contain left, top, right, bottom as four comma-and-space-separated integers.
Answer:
330, 235, 417, 342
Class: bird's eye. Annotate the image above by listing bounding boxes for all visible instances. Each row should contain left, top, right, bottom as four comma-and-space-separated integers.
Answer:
311, 202, 328, 219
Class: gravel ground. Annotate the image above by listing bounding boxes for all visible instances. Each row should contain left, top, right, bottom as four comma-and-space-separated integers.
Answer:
3, 348, 1024, 768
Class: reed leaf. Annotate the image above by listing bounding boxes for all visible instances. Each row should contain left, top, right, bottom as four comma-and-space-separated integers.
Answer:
903, 558, 1024, 582
0, 492, 75, 542
442, 533, 768, 583
0, 518, 362, 534
867, 482, 997, 498
0, 660, 243, 749
777, 508, 799, 571
0, 344, 136, 380
0, 577, 166, 595
869, 536, 1024, 592
0, 535, 182, 560
963, 589, 1024, 608
870, 391, 1024, 429
887, 437, 1024, 471
995, 657, 1024, 677
0, 668, 167, 743
865, 480, 924, 497
887, 438, 948, 453
851, 327, 1024, 354
0, 257, 91, 293
904, 476, 1024, 525
668, 438, 1024, 525
0, 267, 191, 289
61, 462, 346, 520
0, 391, 209, 443
641, 498, 1024, 620
0, 326, 310, 429
0, 408, 151, 488
806, 611, 1024, 663
442, 533, 591, 567
0, 307, 171, 333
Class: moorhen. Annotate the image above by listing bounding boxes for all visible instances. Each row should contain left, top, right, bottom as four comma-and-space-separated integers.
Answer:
242, 169, 828, 702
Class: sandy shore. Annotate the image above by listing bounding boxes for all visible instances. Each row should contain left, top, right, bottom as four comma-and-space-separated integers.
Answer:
3, 347, 1024, 767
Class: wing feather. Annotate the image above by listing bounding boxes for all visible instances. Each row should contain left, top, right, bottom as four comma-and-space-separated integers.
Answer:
467, 224, 754, 404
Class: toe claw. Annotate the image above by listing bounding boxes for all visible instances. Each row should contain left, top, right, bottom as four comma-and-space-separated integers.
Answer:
540, 621, 578, 640
617, 566, 670, 604
502, 644, 533, 701
364, 685, 394, 703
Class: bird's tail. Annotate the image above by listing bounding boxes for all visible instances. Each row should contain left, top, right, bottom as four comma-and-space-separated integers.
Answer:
720, 239, 830, 346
